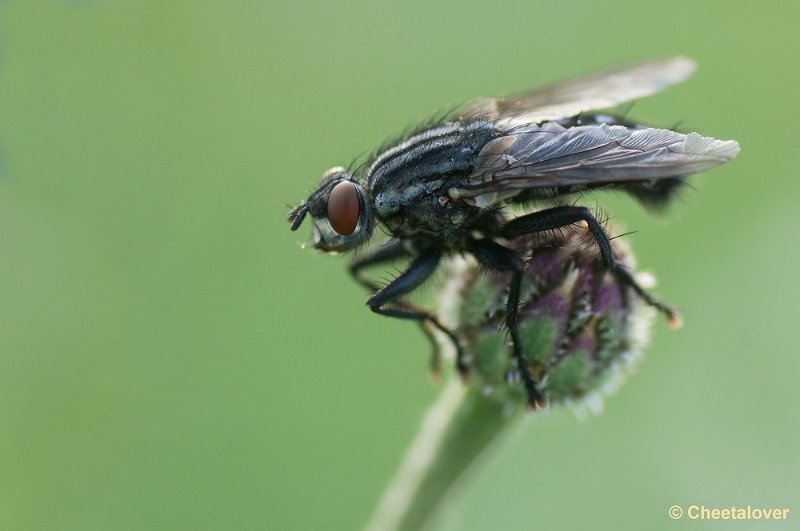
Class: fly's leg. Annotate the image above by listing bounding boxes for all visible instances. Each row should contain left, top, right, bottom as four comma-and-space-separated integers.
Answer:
349, 239, 410, 292
355, 245, 468, 378
469, 239, 547, 410
420, 320, 444, 380
501, 206, 681, 328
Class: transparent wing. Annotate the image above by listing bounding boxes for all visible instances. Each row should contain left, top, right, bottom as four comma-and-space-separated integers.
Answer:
449, 122, 740, 207
460, 56, 696, 124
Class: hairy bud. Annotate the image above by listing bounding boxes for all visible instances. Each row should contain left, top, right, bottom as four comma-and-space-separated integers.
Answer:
436, 225, 657, 413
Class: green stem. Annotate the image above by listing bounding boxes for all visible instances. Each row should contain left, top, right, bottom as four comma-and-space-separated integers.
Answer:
365, 379, 522, 531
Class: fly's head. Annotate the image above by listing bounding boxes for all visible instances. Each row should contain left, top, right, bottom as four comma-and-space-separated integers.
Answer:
288, 167, 374, 254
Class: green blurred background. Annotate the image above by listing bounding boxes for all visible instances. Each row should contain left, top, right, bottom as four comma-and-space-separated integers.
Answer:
1, 1, 797, 529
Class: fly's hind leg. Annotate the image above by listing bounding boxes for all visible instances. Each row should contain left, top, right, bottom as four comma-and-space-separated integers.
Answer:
352, 243, 468, 379
500, 206, 682, 328
468, 239, 547, 410
420, 320, 444, 380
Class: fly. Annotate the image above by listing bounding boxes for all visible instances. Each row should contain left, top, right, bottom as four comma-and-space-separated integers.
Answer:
287, 57, 740, 409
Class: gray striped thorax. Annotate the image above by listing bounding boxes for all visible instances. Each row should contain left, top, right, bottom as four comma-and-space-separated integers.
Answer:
364, 120, 502, 221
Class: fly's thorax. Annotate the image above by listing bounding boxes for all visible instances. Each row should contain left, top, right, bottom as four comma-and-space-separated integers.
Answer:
436, 224, 655, 414
365, 120, 503, 233
374, 185, 487, 241
366, 120, 501, 193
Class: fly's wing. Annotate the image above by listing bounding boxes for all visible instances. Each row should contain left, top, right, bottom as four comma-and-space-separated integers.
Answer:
460, 56, 696, 124
449, 122, 740, 207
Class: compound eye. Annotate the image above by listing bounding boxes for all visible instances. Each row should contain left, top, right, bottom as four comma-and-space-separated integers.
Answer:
327, 181, 360, 235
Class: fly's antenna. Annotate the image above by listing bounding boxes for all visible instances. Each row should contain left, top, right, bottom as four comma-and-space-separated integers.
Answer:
287, 203, 308, 231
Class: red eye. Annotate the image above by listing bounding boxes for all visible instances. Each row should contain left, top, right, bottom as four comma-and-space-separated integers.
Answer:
327, 181, 360, 235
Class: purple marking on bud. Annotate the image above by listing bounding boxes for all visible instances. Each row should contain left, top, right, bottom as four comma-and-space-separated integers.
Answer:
595, 280, 625, 314
522, 292, 572, 328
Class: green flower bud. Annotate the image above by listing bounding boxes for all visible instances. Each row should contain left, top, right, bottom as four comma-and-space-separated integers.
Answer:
436, 224, 657, 414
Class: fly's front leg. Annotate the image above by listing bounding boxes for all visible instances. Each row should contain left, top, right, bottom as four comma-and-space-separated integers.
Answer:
501, 206, 682, 328
349, 239, 410, 292
469, 239, 547, 410
350, 240, 447, 377
359, 246, 467, 379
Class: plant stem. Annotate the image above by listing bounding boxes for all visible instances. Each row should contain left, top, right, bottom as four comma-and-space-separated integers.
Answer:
365, 379, 522, 531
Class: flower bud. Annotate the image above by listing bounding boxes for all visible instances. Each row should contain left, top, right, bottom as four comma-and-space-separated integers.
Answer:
436, 224, 656, 413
